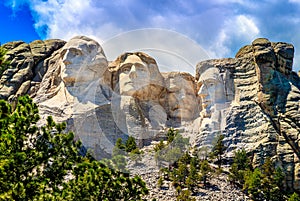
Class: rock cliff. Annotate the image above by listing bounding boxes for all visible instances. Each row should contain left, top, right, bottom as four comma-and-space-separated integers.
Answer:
0, 36, 299, 191
194, 38, 300, 191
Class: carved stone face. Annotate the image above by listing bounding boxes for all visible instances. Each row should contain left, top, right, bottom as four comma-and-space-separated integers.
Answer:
164, 73, 198, 121
198, 68, 226, 112
60, 36, 107, 85
118, 55, 151, 96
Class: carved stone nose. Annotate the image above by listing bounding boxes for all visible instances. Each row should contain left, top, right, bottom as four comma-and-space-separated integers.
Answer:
178, 89, 187, 99
129, 65, 137, 79
62, 51, 72, 65
63, 60, 72, 65
198, 85, 207, 96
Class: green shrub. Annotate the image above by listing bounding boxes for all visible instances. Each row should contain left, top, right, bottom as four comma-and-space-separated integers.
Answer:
0, 95, 148, 200
125, 136, 137, 152
289, 192, 300, 201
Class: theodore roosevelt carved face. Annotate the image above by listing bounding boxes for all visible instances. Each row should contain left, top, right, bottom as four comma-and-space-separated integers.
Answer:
163, 72, 199, 121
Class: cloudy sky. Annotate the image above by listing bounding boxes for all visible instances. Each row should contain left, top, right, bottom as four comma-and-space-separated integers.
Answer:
1, 0, 300, 72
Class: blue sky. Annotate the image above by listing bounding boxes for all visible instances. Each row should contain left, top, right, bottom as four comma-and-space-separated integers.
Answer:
1, 0, 300, 72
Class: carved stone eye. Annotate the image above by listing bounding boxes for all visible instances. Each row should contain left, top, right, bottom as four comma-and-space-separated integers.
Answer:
120, 65, 131, 73
69, 48, 83, 56
60, 49, 67, 57
136, 64, 147, 72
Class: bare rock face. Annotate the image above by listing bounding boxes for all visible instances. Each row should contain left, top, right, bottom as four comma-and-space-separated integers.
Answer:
33, 36, 115, 159
193, 38, 300, 192
0, 36, 300, 191
0, 39, 65, 101
108, 52, 167, 146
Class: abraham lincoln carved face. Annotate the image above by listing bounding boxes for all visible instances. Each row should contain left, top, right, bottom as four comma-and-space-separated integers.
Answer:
198, 68, 226, 113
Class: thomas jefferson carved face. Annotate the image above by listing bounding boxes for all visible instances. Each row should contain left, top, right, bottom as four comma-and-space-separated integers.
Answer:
118, 54, 151, 96
198, 68, 226, 112
165, 73, 199, 121
60, 36, 107, 86
109, 52, 164, 101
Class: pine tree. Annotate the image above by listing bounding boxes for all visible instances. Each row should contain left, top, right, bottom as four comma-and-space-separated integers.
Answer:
229, 149, 251, 186
157, 176, 164, 189
166, 127, 178, 144
112, 138, 125, 156
125, 136, 137, 152
188, 157, 198, 181
0, 95, 148, 200
243, 168, 264, 200
211, 133, 226, 168
154, 140, 165, 152
176, 189, 195, 201
200, 159, 211, 187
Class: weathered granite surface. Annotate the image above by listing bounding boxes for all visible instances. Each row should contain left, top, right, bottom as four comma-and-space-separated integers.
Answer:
0, 39, 65, 101
1, 36, 299, 191
193, 38, 300, 191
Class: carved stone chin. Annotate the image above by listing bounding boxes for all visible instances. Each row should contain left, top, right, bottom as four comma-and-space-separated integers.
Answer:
1, 36, 300, 192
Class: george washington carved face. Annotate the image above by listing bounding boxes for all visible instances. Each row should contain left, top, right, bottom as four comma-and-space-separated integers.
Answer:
60, 36, 107, 86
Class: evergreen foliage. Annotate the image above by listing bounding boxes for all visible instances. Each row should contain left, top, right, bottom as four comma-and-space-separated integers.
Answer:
0, 95, 148, 200
111, 136, 142, 167
125, 136, 137, 153
229, 149, 252, 186
199, 159, 211, 187
154, 129, 193, 198
154, 128, 189, 167
242, 158, 285, 201
289, 193, 300, 201
0, 46, 10, 75
210, 133, 226, 168
229, 150, 289, 200
153, 140, 165, 152
157, 148, 211, 200
176, 189, 196, 201
115, 138, 125, 150
166, 127, 178, 143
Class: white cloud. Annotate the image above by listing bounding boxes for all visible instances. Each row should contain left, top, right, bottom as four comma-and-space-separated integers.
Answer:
209, 15, 260, 58
210, 0, 244, 4
102, 29, 210, 73
289, 0, 300, 3
4, 0, 300, 72
28, 0, 112, 42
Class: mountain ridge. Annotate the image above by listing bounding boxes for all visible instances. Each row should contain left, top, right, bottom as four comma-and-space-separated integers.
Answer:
0, 36, 299, 193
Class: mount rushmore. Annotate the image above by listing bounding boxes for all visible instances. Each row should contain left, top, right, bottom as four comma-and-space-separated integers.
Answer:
0, 36, 299, 191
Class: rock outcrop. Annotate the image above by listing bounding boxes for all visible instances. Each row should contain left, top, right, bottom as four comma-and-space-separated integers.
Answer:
0, 36, 299, 191
194, 38, 300, 191
0, 39, 65, 101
